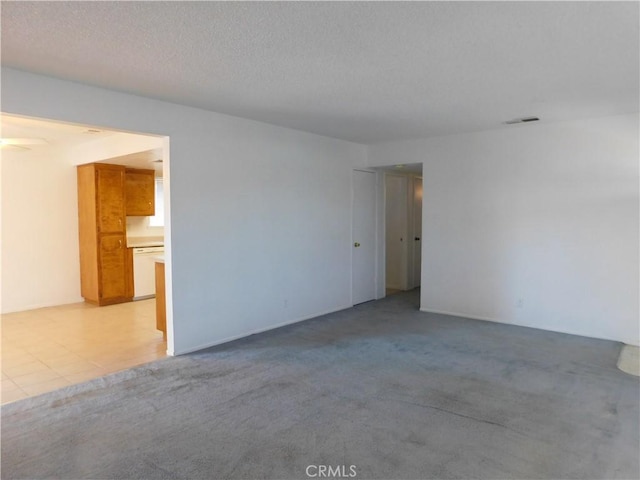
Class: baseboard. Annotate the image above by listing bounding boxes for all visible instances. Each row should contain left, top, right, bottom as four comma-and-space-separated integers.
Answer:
419, 308, 639, 346
171, 303, 354, 356
420, 308, 497, 324
133, 294, 155, 301
2, 297, 85, 314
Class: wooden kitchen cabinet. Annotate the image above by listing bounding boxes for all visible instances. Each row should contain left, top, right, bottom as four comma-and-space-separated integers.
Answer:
125, 168, 155, 216
97, 166, 126, 232
77, 163, 133, 306
99, 234, 127, 300
155, 261, 166, 339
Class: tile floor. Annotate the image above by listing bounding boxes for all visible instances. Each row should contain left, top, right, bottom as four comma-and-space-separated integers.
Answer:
1, 299, 166, 404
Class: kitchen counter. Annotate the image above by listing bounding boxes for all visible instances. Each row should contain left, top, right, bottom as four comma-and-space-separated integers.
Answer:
127, 235, 164, 248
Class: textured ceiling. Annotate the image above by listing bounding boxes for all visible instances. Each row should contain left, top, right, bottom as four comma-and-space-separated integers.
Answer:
2, 1, 638, 144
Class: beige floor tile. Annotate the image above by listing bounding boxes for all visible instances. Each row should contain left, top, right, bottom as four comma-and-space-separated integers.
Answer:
1, 298, 166, 402
2, 360, 50, 378
21, 377, 72, 396
26, 346, 74, 360
63, 368, 109, 384
82, 354, 127, 368
12, 369, 64, 388
1, 388, 28, 404
1, 379, 21, 393
52, 360, 102, 376
40, 353, 88, 368
1, 352, 38, 367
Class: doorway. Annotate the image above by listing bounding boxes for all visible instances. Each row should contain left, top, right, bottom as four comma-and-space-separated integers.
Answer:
0, 113, 172, 402
382, 165, 423, 296
350, 164, 423, 307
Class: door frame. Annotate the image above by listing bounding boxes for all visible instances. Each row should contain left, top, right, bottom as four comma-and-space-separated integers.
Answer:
372, 167, 425, 300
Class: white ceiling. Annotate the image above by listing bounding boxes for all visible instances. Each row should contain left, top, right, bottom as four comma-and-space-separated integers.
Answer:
1, 114, 118, 149
2, 2, 638, 144
96, 149, 164, 175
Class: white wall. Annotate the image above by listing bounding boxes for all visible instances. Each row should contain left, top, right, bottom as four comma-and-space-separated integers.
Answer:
369, 114, 640, 345
126, 216, 164, 239
1, 68, 368, 354
1, 145, 84, 312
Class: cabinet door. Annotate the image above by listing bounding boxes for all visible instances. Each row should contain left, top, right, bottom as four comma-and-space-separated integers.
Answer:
155, 262, 166, 339
99, 234, 127, 300
125, 169, 155, 216
97, 167, 125, 233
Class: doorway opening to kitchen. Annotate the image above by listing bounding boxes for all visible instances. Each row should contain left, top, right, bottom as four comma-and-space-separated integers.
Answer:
0, 113, 172, 404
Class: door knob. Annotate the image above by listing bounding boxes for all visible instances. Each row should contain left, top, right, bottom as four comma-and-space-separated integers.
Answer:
415, 237, 421, 241
354, 242, 361, 248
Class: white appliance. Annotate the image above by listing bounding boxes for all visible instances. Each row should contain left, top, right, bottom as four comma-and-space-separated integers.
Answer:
132, 246, 164, 300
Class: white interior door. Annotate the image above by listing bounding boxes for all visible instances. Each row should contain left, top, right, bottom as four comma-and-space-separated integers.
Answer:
352, 170, 376, 305
411, 176, 423, 289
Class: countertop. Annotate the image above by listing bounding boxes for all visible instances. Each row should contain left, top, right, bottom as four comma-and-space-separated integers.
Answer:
127, 236, 164, 248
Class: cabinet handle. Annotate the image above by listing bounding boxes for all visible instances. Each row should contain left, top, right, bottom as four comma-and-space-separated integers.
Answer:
119, 239, 122, 248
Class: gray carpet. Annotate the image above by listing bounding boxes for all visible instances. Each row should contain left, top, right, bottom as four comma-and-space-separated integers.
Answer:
2, 290, 639, 479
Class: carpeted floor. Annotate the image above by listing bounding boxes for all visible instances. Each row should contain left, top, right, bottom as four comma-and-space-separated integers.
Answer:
2, 290, 639, 479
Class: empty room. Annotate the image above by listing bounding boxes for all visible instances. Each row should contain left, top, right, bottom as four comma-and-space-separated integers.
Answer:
1, 2, 638, 480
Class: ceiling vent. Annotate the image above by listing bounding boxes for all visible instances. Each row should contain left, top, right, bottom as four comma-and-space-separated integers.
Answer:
504, 116, 540, 125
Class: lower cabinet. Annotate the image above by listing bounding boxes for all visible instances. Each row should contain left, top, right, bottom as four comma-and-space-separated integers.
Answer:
96, 234, 133, 305
155, 261, 166, 339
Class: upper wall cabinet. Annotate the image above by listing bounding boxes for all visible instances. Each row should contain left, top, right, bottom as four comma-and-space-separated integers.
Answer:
125, 168, 155, 216
96, 165, 126, 233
